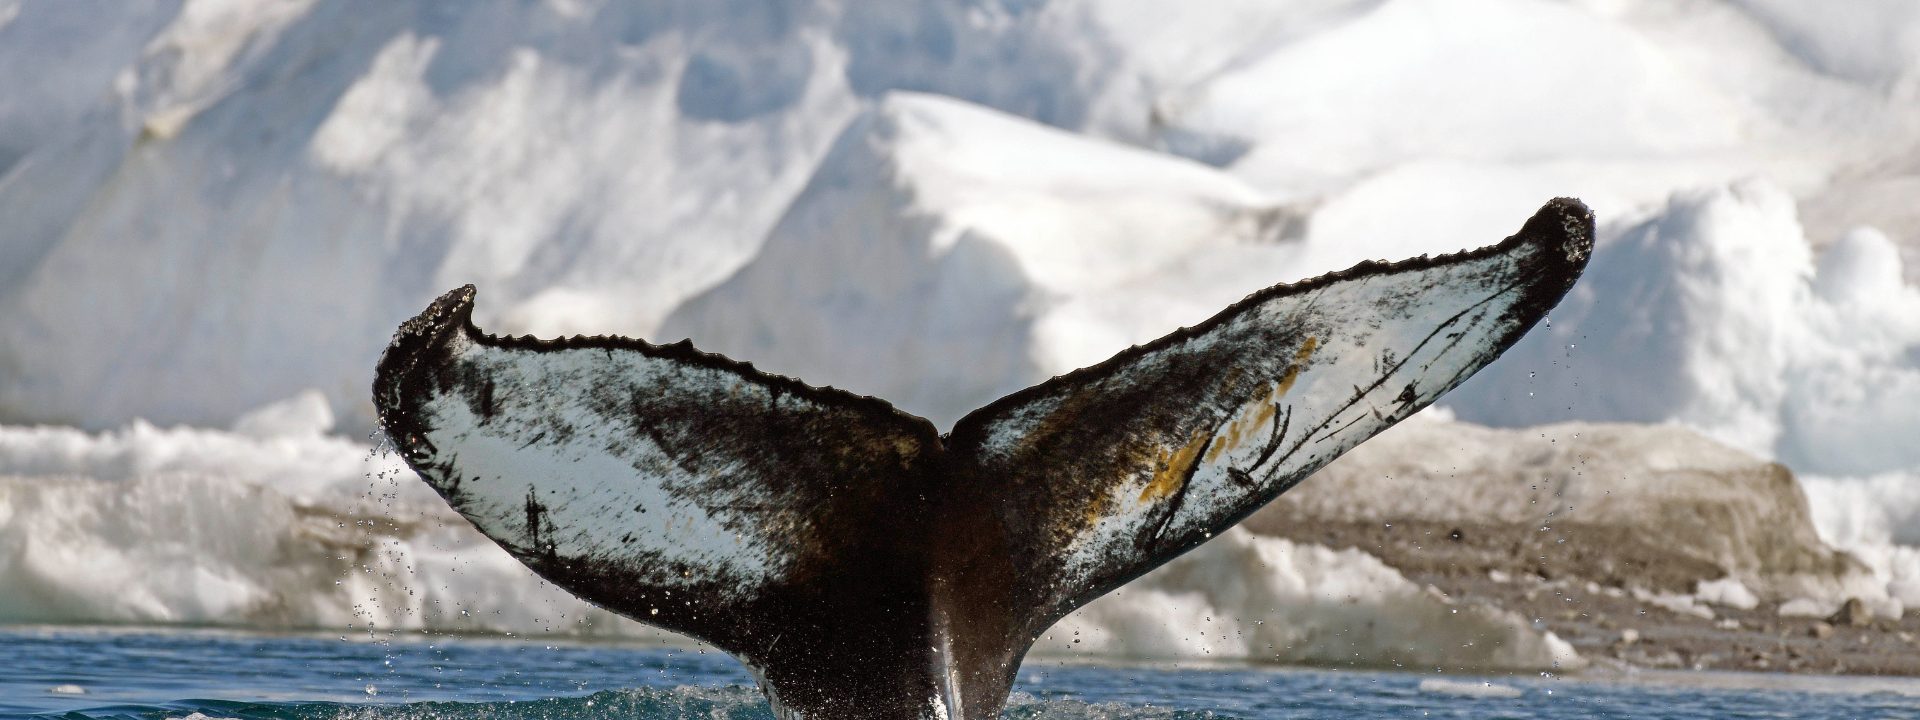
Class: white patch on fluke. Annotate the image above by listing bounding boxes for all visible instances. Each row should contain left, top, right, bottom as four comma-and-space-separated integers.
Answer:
415, 334, 787, 592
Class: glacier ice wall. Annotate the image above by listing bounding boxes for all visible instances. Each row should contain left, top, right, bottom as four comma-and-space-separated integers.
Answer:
4, 0, 1917, 443
0, 0, 1132, 433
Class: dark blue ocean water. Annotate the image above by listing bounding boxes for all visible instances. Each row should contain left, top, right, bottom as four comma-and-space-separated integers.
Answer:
5, 627, 1918, 719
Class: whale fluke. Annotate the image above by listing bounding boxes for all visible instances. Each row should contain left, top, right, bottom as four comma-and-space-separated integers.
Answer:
373, 198, 1593, 719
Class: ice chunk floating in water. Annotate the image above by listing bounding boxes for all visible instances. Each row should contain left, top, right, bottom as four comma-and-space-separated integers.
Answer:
1418, 678, 1523, 699
372, 199, 1591, 719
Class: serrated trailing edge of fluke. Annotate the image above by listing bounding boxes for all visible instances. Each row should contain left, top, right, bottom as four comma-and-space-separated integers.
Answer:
948, 197, 1593, 444
373, 284, 942, 442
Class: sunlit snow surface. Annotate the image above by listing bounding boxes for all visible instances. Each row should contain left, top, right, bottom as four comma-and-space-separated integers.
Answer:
6, 627, 1918, 719
1, 0, 1919, 690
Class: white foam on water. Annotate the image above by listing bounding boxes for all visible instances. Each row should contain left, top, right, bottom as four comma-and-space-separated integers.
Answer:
1417, 678, 1523, 699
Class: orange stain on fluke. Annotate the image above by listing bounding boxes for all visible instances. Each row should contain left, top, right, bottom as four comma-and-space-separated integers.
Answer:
1205, 337, 1318, 464
1140, 428, 1209, 502
1083, 492, 1110, 526
1276, 337, 1319, 396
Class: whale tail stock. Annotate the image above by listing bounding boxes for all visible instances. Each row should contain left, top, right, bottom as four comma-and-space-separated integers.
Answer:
373, 199, 1592, 719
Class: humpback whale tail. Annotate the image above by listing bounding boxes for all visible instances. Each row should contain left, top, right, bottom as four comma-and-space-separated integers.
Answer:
373, 198, 1592, 719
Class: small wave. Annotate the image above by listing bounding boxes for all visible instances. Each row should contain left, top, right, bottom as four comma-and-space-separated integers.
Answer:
1416, 679, 1523, 699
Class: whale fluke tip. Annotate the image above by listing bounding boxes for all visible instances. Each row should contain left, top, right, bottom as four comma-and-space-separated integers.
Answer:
1525, 197, 1595, 265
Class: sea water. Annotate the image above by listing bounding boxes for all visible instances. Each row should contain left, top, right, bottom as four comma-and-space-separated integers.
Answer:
5, 627, 1918, 719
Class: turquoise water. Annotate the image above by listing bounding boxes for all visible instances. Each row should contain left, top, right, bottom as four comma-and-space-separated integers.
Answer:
6, 627, 1918, 719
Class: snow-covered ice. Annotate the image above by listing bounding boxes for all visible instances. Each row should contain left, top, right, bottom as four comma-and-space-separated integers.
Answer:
663, 91, 1299, 428
1038, 528, 1583, 671
0, 394, 656, 637
0, 0, 1127, 432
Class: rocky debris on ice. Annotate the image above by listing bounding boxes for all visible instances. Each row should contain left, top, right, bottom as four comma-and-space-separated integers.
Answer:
1260, 414, 1863, 599
1247, 412, 1920, 675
